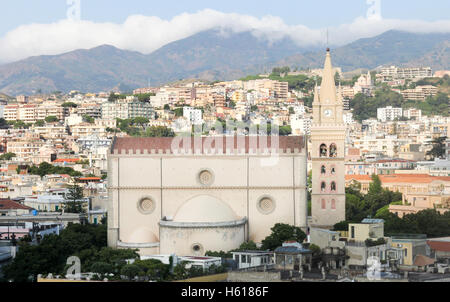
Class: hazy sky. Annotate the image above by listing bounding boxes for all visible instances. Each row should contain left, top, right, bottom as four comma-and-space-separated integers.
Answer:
0, 0, 449, 63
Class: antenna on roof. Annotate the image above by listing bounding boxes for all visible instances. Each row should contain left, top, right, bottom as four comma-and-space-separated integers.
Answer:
326, 28, 329, 50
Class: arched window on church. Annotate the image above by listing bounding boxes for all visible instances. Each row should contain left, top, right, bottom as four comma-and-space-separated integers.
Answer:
331, 182, 337, 192
321, 199, 326, 210
321, 182, 326, 192
331, 199, 336, 210
320, 144, 327, 158
321, 166, 326, 175
331, 167, 336, 175
329, 144, 337, 158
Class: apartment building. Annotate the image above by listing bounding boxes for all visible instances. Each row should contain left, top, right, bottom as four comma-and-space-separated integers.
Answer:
101, 97, 154, 120
75, 103, 102, 119
399, 85, 438, 101
377, 66, 432, 82
243, 79, 289, 99
290, 115, 311, 135
403, 108, 422, 120
7, 136, 44, 162
35, 102, 69, 121
377, 106, 403, 122
353, 135, 411, 157
183, 107, 203, 125
71, 123, 106, 138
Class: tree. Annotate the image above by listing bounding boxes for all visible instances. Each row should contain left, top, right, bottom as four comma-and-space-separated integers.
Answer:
91, 262, 114, 277
120, 264, 142, 281
0, 118, 9, 129
333, 221, 349, 231
0, 152, 16, 161
34, 120, 45, 127
309, 244, 321, 255
134, 259, 170, 281
174, 108, 184, 117
144, 126, 175, 138
368, 174, 382, 196
82, 115, 95, 124
44, 116, 59, 123
64, 185, 85, 214
261, 223, 306, 251
132, 117, 149, 130
163, 104, 170, 110
237, 241, 258, 251
2, 223, 108, 282
61, 102, 78, 108
426, 136, 447, 160
173, 262, 189, 280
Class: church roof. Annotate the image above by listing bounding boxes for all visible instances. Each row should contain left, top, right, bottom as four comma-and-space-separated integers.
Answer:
173, 195, 239, 223
110, 136, 305, 155
319, 49, 338, 104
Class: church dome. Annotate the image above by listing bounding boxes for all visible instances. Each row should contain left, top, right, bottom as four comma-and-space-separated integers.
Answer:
173, 195, 238, 223
128, 227, 158, 243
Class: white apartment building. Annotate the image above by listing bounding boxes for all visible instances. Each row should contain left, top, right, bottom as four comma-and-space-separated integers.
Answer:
71, 123, 106, 138
290, 115, 311, 135
183, 107, 203, 125
378, 66, 432, 82
403, 108, 422, 120
377, 106, 403, 122
102, 97, 154, 120
353, 135, 411, 158
343, 112, 354, 125
65, 114, 83, 126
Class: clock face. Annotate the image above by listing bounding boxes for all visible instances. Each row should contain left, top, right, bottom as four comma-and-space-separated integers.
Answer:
324, 109, 332, 117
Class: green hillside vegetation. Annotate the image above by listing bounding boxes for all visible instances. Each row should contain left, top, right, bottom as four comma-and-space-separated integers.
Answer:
351, 86, 405, 122
403, 92, 449, 116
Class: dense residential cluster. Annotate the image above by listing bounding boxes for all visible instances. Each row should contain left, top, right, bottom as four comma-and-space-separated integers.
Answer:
0, 58, 449, 282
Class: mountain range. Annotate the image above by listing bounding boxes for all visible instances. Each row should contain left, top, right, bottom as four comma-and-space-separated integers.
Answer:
0, 29, 449, 96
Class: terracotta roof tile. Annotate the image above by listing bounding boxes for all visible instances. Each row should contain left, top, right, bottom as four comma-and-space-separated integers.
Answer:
413, 255, 436, 267
0, 199, 32, 210
346, 174, 450, 184
111, 136, 305, 155
427, 240, 450, 252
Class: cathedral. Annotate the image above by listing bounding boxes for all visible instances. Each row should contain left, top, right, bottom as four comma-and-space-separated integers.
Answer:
107, 49, 345, 256
107, 136, 308, 256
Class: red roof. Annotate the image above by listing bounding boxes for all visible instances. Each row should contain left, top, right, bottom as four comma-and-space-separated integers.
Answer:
427, 239, 450, 252
78, 177, 101, 181
0, 199, 32, 210
53, 158, 80, 163
112, 136, 305, 155
413, 255, 436, 267
346, 174, 450, 184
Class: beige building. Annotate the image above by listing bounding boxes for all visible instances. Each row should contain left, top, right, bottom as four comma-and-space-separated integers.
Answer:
310, 49, 346, 228
107, 136, 308, 256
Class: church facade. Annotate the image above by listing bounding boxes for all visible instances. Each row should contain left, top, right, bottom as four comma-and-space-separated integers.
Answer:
310, 49, 346, 228
107, 136, 308, 256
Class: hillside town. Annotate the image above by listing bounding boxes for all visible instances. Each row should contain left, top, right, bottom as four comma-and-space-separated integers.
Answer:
0, 55, 449, 283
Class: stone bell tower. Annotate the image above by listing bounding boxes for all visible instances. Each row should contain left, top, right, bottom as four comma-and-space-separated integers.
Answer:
310, 49, 346, 228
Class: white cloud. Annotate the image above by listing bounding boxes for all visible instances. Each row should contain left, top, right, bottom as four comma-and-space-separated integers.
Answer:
0, 9, 449, 64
